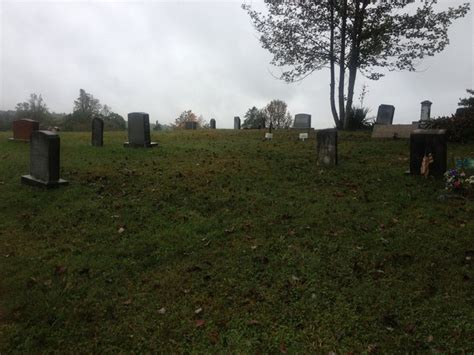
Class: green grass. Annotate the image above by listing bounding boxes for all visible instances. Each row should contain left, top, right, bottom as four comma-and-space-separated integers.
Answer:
0, 130, 473, 353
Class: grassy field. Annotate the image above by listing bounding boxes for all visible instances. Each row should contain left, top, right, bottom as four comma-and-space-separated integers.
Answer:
0, 129, 473, 353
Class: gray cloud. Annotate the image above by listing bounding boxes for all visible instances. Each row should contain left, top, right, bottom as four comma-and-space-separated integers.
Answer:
1, 0, 472, 128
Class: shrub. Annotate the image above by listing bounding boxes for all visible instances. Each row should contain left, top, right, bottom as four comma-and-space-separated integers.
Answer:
346, 107, 373, 130
426, 110, 474, 143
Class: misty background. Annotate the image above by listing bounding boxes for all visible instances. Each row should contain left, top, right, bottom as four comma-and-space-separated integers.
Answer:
0, 0, 472, 128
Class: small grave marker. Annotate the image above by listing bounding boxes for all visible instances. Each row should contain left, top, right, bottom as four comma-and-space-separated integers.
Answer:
375, 104, 395, 125
9, 119, 39, 142
91, 117, 104, 147
234, 116, 241, 130
124, 112, 158, 148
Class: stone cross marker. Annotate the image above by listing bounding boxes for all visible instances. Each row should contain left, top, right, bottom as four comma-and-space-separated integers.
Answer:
185, 121, 197, 130
124, 112, 158, 148
91, 117, 104, 147
9, 119, 39, 141
420, 100, 432, 121
293, 114, 311, 129
234, 116, 241, 130
376, 104, 395, 125
410, 129, 447, 176
316, 129, 338, 166
21, 131, 68, 187
210, 119, 216, 129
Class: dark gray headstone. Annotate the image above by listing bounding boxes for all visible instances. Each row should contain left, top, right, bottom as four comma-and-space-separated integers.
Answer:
185, 121, 197, 130
410, 129, 447, 176
124, 112, 157, 148
376, 105, 395, 125
21, 131, 68, 188
210, 119, 216, 129
234, 116, 241, 130
316, 129, 337, 166
91, 117, 104, 147
420, 100, 432, 121
293, 113, 311, 129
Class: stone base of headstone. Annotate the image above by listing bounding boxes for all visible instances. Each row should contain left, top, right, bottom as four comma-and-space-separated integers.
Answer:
123, 142, 158, 148
21, 175, 68, 188
299, 133, 308, 141
409, 129, 447, 176
264, 133, 273, 140
372, 123, 419, 139
316, 129, 338, 166
8, 137, 30, 142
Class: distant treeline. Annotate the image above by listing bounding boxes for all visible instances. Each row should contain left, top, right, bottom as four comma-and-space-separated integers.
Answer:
0, 90, 126, 131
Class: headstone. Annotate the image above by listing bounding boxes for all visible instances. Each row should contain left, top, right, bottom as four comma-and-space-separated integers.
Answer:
372, 123, 418, 139
420, 100, 432, 121
410, 129, 447, 176
184, 121, 197, 130
9, 119, 39, 141
293, 113, 311, 129
316, 129, 337, 166
21, 131, 68, 187
264, 133, 273, 140
375, 105, 395, 125
91, 117, 104, 147
234, 116, 241, 130
210, 119, 216, 129
299, 133, 308, 141
124, 112, 158, 148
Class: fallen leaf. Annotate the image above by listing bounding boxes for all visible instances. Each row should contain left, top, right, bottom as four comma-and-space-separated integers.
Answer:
118, 227, 125, 234
279, 342, 287, 353
55, 265, 67, 275
195, 307, 202, 314
195, 319, 205, 327
158, 307, 166, 314
122, 299, 132, 305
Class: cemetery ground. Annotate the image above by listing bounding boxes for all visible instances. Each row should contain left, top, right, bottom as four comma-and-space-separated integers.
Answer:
0, 130, 473, 353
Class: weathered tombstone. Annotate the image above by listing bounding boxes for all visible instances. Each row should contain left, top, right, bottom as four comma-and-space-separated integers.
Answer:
293, 113, 311, 129
124, 112, 157, 148
91, 117, 104, 147
234, 116, 241, 130
210, 119, 216, 129
420, 100, 432, 121
316, 129, 337, 166
264, 133, 273, 140
375, 104, 395, 125
9, 119, 39, 141
299, 133, 308, 141
184, 121, 197, 130
21, 131, 68, 187
409, 129, 447, 176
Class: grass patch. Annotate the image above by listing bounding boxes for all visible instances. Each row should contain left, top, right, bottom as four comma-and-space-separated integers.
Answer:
0, 130, 473, 352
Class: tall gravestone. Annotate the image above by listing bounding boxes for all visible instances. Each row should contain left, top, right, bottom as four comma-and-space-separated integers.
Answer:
21, 131, 68, 187
410, 129, 447, 176
210, 119, 216, 129
185, 121, 197, 130
124, 112, 157, 148
91, 117, 104, 147
293, 114, 311, 129
376, 105, 395, 125
9, 119, 39, 141
316, 129, 338, 166
420, 100, 432, 121
234, 116, 241, 130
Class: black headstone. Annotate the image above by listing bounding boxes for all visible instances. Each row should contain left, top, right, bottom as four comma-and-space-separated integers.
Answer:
210, 119, 216, 129
376, 105, 395, 125
124, 112, 158, 148
316, 129, 338, 166
185, 121, 197, 130
21, 131, 68, 187
91, 117, 104, 147
410, 129, 447, 176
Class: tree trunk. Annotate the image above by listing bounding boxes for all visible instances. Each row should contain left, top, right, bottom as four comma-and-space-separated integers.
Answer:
338, 0, 347, 129
329, 0, 340, 128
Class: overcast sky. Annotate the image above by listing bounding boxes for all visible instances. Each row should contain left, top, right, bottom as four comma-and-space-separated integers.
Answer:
0, 0, 472, 128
